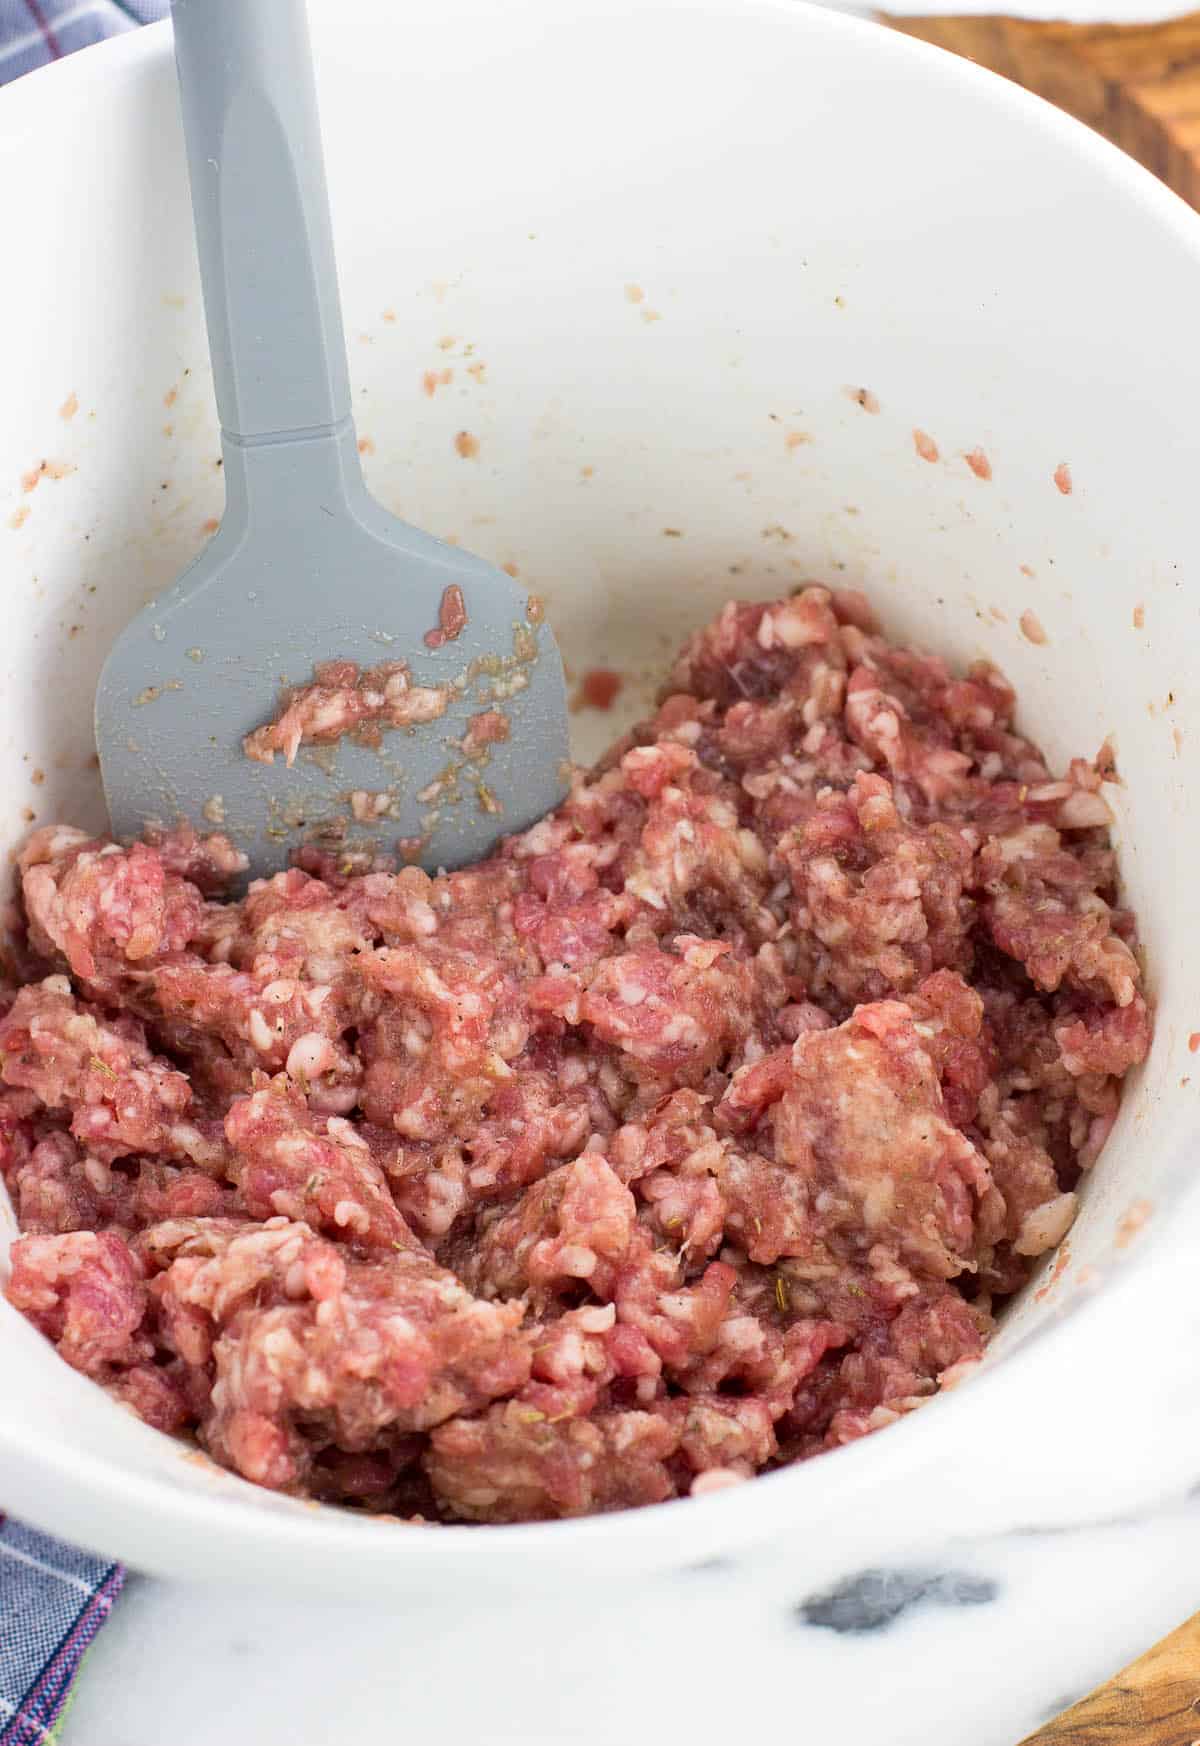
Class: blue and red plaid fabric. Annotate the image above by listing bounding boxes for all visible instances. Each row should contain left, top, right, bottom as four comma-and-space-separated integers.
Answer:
0, 1517, 124, 1743
0, 0, 165, 85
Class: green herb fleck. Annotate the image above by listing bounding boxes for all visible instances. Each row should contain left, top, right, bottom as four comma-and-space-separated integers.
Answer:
89, 1055, 117, 1081
774, 1274, 789, 1313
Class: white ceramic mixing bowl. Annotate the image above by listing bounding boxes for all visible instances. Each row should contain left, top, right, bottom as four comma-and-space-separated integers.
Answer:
2, 0, 1199, 1602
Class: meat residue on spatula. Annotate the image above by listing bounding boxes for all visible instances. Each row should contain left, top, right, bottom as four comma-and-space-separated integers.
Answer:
243, 659, 451, 767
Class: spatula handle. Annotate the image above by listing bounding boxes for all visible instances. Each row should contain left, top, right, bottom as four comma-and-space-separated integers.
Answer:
170, 0, 353, 446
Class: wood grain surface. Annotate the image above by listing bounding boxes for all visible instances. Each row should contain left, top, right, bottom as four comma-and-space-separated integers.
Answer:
871, 19, 1200, 1736
1020, 1612, 1200, 1743
884, 11, 1200, 207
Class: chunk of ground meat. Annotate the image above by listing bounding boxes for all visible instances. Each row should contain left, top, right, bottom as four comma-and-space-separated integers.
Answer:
0, 978, 194, 1163
974, 819, 1140, 1006
782, 772, 975, 1006
6, 1230, 149, 1376
224, 1086, 414, 1249
19, 829, 207, 990
464, 1153, 637, 1302
1, 586, 1151, 1523
141, 1215, 529, 1489
533, 936, 765, 1104
141, 821, 249, 894
243, 659, 449, 766
9, 1130, 238, 1236
425, 1403, 679, 1522
718, 1000, 997, 1279
150, 956, 359, 1107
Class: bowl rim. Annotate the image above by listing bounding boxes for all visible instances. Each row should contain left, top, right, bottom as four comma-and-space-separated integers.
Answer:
1, 0, 1198, 1581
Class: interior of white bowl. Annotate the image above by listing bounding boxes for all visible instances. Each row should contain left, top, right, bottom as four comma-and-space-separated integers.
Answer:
2, 0, 1200, 1588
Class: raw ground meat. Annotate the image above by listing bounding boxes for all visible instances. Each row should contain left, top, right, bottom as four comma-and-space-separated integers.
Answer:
1, 587, 1151, 1524
243, 659, 450, 767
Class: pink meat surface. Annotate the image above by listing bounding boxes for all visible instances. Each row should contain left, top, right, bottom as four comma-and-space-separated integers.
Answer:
1, 589, 1151, 1522
243, 659, 450, 766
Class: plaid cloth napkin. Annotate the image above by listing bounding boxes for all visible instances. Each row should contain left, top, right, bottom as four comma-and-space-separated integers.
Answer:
0, 0, 165, 84
0, 1518, 123, 1745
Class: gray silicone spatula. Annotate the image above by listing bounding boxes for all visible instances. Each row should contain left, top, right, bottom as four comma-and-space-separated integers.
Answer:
95, 0, 568, 880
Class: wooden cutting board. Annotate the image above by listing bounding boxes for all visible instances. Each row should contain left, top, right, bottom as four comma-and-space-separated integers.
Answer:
1019, 1611, 1200, 1742
884, 10, 1200, 207
873, 19, 1200, 1736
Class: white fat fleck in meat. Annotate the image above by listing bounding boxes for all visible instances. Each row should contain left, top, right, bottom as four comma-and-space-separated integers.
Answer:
717, 1317, 764, 1354
332, 1199, 370, 1234
325, 1117, 369, 1154
554, 1244, 597, 1278
82, 1156, 113, 1193
1057, 790, 1112, 829
286, 1033, 336, 1080
1015, 1191, 1078, 1256
407, 899, 438, 937
691, 1467, 747, 1496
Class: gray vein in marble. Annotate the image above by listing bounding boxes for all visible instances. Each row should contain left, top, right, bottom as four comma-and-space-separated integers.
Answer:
796, 1567, 1000, 1634
986, 1477, 1200, 1543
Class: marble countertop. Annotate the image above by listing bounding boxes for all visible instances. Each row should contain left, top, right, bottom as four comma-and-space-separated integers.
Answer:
64, 1490, 1200, 1746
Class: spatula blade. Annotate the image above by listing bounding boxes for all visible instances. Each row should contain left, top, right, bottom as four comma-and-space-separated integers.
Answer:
96, 503, 569, 879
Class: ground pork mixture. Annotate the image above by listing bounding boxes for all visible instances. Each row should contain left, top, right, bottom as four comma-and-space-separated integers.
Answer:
242, 658, 451, 767
0, 587, 1151, 1523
